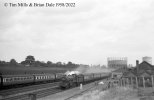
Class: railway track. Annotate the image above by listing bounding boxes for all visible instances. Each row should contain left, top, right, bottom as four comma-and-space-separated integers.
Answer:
0, 82, 63, 100
2, 87, 63, 100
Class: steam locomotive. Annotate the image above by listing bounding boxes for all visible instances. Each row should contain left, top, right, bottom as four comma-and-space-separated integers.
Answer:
59, 73, 110, 89
0, 73, 64, 89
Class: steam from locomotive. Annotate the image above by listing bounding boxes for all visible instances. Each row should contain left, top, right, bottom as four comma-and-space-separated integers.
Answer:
65, 65, 112, 76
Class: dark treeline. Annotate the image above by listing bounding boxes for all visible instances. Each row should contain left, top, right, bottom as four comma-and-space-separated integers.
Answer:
0, 55, 82, 68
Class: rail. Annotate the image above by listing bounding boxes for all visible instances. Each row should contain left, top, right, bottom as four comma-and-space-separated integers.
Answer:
0, 82, 60, 100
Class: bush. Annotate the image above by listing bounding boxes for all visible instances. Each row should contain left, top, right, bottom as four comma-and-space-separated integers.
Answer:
71, 86, 139, 100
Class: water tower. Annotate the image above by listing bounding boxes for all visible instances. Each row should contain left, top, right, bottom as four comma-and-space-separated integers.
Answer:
142, 56, 152, 65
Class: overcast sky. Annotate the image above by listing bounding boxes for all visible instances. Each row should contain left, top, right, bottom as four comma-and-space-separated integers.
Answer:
0, 0, 154, 65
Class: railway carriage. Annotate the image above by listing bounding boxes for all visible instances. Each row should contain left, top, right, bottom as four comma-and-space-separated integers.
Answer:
84, 74, 93, 81
34, 74, 56, 83
2, 74, 34, 86
93, 73, 101, 78
0, 73, 65, 89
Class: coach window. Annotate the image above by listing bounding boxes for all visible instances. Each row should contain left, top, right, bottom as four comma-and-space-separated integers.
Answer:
21, 77, 24, 80
36, 76, 38, 79
19, 77, 22, 80
14, 77, 17, 81
36, 76, 38, 80
5, 78, 9, 82
3, 78, 6, 82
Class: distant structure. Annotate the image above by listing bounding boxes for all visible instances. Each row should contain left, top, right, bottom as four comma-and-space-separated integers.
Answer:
107, 57, 127, 69
127, 64, 133, 68
142, 56, 152, 64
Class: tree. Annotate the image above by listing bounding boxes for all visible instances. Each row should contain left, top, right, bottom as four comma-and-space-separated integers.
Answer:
0, 60, 7, 65
57, 61, 62, 65
56, 62, 62, 66
34, 61, 42, 67
21, 55, 35, 66
21, 61, 27, 65
67, 61, 73, 65
10, 59, 17, 65
47, 61, 52, 66
26, 55, 35, 62
25, 55, 35, 65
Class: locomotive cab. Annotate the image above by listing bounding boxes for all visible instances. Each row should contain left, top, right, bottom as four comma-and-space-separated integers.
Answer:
59, 75, 73, 89
59, 74, 84, 89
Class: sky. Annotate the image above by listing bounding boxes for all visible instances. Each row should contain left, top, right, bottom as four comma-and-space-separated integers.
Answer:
0, 0, 154, 66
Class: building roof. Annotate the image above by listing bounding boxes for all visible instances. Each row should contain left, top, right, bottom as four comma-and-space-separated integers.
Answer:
132, 61, 153, 73
138, 61, 153, 70
123, 61, 154, 77
122, 71, 136, 77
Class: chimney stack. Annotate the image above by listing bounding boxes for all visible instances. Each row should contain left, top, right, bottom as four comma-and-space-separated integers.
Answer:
136, 60, 139, 74
136, 60, 139, 66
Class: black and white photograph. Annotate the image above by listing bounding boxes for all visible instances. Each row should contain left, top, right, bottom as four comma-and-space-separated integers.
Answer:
0, 0, 154, 100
